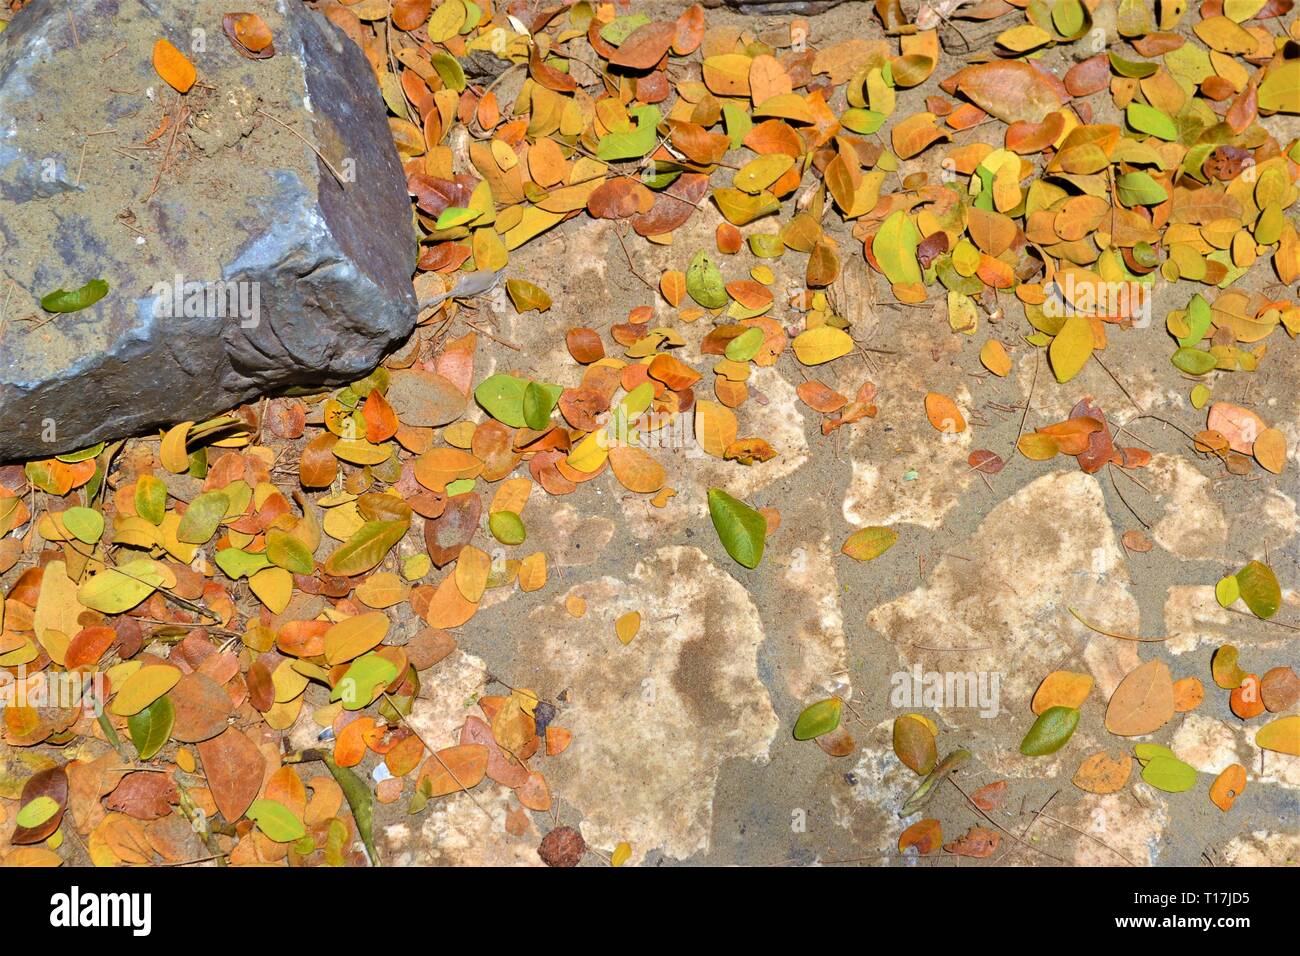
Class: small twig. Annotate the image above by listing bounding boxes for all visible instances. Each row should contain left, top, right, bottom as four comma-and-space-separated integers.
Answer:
463, 319, 520, 350
1067, 606, 1169, 642
613, 224, 656, 292
256, 108, 347, 185
1107, 462, 1152, 529
1012, 349, 1040, 455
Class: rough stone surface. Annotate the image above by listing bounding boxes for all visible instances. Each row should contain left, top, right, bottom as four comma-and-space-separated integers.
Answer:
0, 0, 416, 460
710, 0, 848, 14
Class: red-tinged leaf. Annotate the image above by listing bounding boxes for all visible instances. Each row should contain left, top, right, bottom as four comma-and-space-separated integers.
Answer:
968, 449, 1005, 474
971, 780, 1008, 811
609, 21, 675, 70
197, 727, 265, 823
942, 61, 1067, 123
944, 825, 1001, 857
631, 173, 711, 237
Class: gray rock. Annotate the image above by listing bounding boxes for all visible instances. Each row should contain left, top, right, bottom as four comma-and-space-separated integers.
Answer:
708, 0, 849, 14
0, 0, 417, 461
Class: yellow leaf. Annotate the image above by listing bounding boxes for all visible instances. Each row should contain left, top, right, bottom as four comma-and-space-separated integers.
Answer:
110, 664, 181, 717
694, 401, 737, 458
615, 611, 641, 645
159, 421, 193, 474
1048, 314, 1094, 383
249, 567, 293, 614
980, 340, 1012, 376
791, 326, 853, 365
323, 611, 390, 666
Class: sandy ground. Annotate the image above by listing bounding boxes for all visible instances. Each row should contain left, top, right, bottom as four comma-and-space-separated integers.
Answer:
368, 2, 1300, 866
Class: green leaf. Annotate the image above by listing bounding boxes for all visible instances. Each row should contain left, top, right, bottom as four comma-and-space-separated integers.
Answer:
599, 12, 650, 44
1108, 51, 1158, 78
724, 327, 765, 362
1133, 743, 1177, 764
1052, 0, 1087, 38
247, 798, 307, 842
331, 653, 399, 711
686, 251, 728, 309
1236, 560, 1280, 619
1179, 293, 1212, 348
56, 442, 104, 463
430, 50, 466, 91
523, 380, 560, 430
325, 755, 378, 865
1171, 346, 1217, 375
324, 520, 408, 577
1215, 574, 1240, 608
474, 374, 529, 427
1116, 171, 1168, 207
434, 206, 480, 230
78, 559, 168, 613
873, 211, 922, 285
40, 278, 108, 313
61, 506, 104, 545
134, 474, 167, 525
1126, 102, 1178, 142
1140, 755, 1197, 792
127, 695, 174, 760
214, 547, 271, 580
596, 105, 661, 161
488, 510, 526, 545
1019, 706, 1080, 755
266, 529, 315, 575
707, 488, 766, 569
900, 749, 970, 816
841, 108, 886, 134
793, 698, 842, 740
176, 490, 229, 544
15, 795, 60, 829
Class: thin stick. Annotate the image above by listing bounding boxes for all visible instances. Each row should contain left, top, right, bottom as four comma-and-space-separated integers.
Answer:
463, 319, 520, 350
1068, 606, 1169, 642
256, 108, 347, 185
1012, 349, 1040, 455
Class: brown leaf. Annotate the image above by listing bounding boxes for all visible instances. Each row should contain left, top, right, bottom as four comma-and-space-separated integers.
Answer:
105, 771, 179, 820
169, 672, 232, 743
197, 726, 265, 823
941, 61, 1066, 123
424, 491, 482, 567
1104, 660, 1175, 736
943, 825, 1000, 857
609, 21, 676, 71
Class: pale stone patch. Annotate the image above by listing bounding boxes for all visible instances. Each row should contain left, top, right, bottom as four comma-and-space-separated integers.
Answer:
517, 546, 779, 864
868, 472, 1139, 763
842, 389, 974, 530
1162, 586, 1292, 656
384, 784, 543, 866
405, 649, 491, 750
1221, 829, 1300, 866
1056, 792, 1169, 866
1169, 712, 1248, 776
1147, 455, 1228, 560
773, 536, 850, 702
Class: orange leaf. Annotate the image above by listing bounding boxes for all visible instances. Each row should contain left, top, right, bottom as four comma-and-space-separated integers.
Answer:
153, 38, 197, 93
